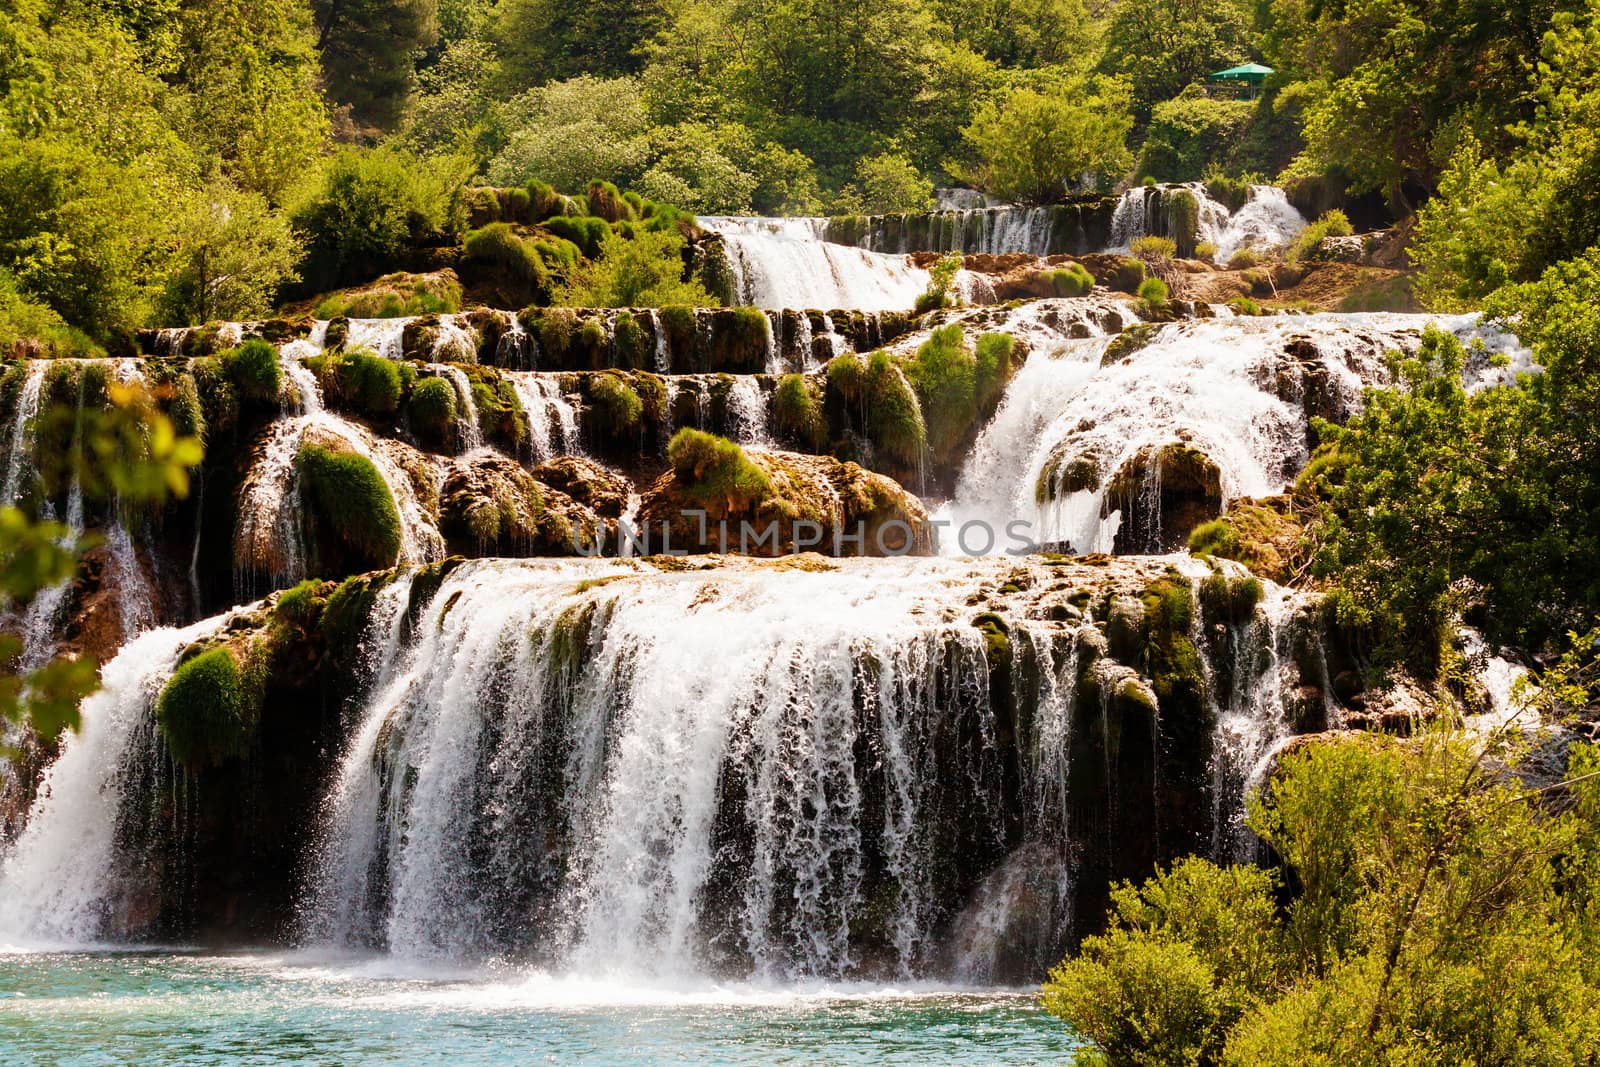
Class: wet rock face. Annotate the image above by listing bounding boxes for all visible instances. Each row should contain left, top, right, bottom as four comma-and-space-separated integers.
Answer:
1102, 443, 1224, 554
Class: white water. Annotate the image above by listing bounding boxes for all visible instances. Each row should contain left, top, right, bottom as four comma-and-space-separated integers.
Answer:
506, 372, 582, 462
304, 558, 1015, 976
857, 206, 1060, 256
700, 217, 937, 311
279, 322, 329, 414
0, 618, 226, 947
725, 377, 772, 448
345, 319, 410, 360
434, 365, 484, 452
2, 361, 46, 504
944, 312, 1515, 554
1109, 183, 1307, 262
432, 315, 479, 363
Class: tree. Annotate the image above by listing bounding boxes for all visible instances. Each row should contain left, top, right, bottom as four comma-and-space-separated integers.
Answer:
1100, 0, 1255, 118
951, 79, 1132, 203
158, 181, 302, 324
313, 0, 439, 132
934, 0, 1100, 69
493, 0, 670, 90
1139, 91, 1255, 181
832, 152, 933, 214
486, 76, 653, 191
553, 227, 717, 307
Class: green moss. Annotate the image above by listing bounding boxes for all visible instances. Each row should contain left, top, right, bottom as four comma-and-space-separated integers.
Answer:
579, 318, 607, 356
409, 375, 458, 447
165, 372, 206, 443
544, 215, 609, 259
1111, 257, 1147, 293
667, 427, 772, 516
535, 308, 579, 357
295, 443, 403, 568
324, 347, 402, 417
730, 306, 768, 349
613, 311, 647, 369
826, 351, 866, 403
464, 223, 548, 302
1199, 570, 1265, 627
659, 305, 695, 349
973, 611, 1011, 667
588, 372, 642, 436
156, 646, 254, 769
1138, 577, 1204, 709
188, 357, 238, 439
1036, 452, 1101, 504
773, 373, 827, 450
974, 332, 1016, 412
274, 579, 325, 629
905, 324, 976, 466
1047, 263, 1095, 297
468, 370, 526, 452
1102, 322, 1159, 366
1138, 276, 1171, 317
222, 338, 281, 406
865, 350, 925, 466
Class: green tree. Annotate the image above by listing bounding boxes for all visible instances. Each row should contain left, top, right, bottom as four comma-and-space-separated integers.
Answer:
493, 0, 670, 89
313, 0, 439, 131
832, 152, 933, 214
1140, 91, 1255, 182
951, 79, 1132, 203
935, 0, 1100, 68
158, 181, 302, 324
1100, 0, 1255, 118
487, 75, 653, 191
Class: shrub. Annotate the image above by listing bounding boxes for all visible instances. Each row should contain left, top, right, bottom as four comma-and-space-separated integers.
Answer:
1111, 257, 1147, 292
1139, 96, 1255, 183
826, 351, 866, 403
667, 427, 771, 515
1194, 241, 1218, 263
555, 228, 716, 308
1047, 262, 1094, 296
613, 310, 648, 368
409, 376, 458, 446
1228, 296, 1265, 316
974, 332, 1016, 410
1227, 248, 1261, 270
1138, 276, 1171, 316
544, 215, 610, 259
907, 324, 976, 465
865, 350, 925, 465
585, 180, 635, 223
1287, 209, 1354, 264
588, 372, 642, 435
156, 646, 253, 769
274, 579, 322, 628
773, 373, 827, 450
913, 253, 963, 315
295, 443, 403, 567
1131, 234, 1177, 262
222, 339, 282, 406
325, 347, 402, 417
464, 223, 547, 291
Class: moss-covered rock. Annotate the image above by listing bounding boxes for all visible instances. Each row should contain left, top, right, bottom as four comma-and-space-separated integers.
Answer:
156, 646, 255, 769
295, 441, 403, 570
221, 339, 281, 408
1187, 496, 1308, 584
772, 373, 828, 451
408, 375, 457, 449
439, 454, 558, 556
1102, 442, 1223, 554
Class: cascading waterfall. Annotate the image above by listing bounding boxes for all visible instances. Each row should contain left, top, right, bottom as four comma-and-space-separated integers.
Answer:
725, 376, 771, 447
506, 372, 582, 462
278, 321, 329, 414
855, 206, 1060, 256
432, 315, 479, 362
434, 365, 485, 452
1109, 183, 1308, 262
699, 216, 941, 311
0, 617, 229, 947
344, 318, 410, 359
944, 312, 1515, 554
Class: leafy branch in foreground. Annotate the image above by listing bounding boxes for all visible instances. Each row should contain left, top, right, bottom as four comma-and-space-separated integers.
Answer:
1, 382, 202, 752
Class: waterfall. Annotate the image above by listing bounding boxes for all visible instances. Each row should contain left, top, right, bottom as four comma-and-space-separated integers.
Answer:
505, 372, 582, 462
495, 313, 532, 367
0, 617, 227, 947
943, 313, 1511, 554
434, 365, 484, 452
302, 558, 1019, 975
2, 360, 47, 503
855, 207, 1059, 256
345, 318, 410, 359
725, 377, 771, 447
1110, 183, 1308, 261
698, 216, 937, 311
279, 321, 328, 415
432, 315, 479, 363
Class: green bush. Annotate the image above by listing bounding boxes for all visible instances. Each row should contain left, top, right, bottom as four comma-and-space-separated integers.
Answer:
295, 443, 403, 567
667, 427, 771, 514
588, 372, 642, 435
773, 373, 827, 450
974, 332, 1016, 411
613, 310, 648, 367
1131, 234, 1177, 262
865, 350, 925, 465
222, 338, 282, 406
544, 214, 610, 259
1227, 248, 1261, 270
1140, 95, 1255, 182
1194, 240, 1218, 263
1287, 209, 1354, 264
1138, 276, 1171, 316
826, 351, 866, 403
324, 347, 402, 417
156, 646, 253, 769
914, 253, 963, 314
1112, 257, 1147, 292
907, 324, 976, 465
409, 375, 458, 446
464, 223, 547, 291
274, 579, 323, 628
1047, 262, 1094, 297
